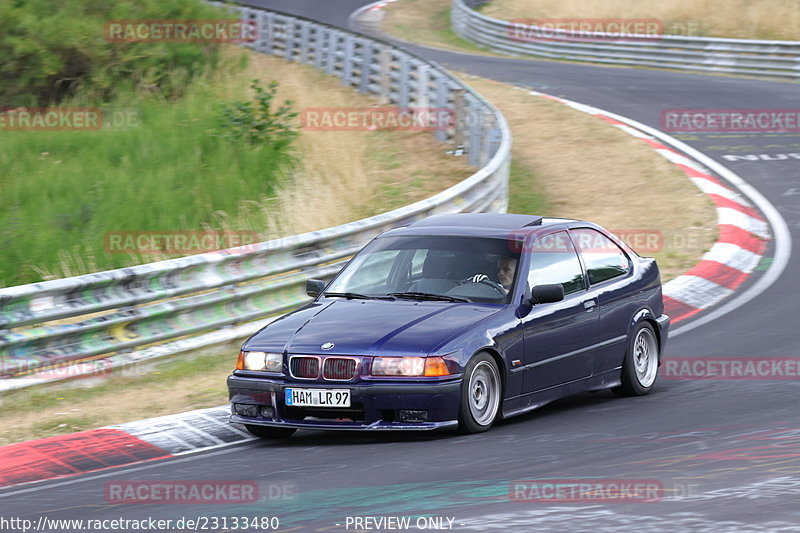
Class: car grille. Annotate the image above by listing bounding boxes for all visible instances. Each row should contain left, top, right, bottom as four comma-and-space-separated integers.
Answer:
323, 358, 358, 380
289, 356, 360, 380
290, 356, 321, 379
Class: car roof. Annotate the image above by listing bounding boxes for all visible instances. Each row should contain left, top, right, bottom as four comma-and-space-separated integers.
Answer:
383, 213, 579, 239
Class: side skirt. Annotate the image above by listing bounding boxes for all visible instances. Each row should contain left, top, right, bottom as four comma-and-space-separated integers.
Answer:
501, 369, 622, 419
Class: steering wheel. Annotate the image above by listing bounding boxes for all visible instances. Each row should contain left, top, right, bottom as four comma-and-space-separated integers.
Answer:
459, 274, 507, 294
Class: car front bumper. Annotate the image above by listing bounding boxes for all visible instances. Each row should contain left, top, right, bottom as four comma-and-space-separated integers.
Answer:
227, 373, 462, 431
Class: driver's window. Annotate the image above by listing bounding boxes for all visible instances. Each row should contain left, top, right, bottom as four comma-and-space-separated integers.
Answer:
526, 231, 586, 296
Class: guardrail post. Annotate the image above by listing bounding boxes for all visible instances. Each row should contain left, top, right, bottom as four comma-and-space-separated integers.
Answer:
299, 21, 310, 64
488, 126, 503, 166
450, 1, 465, 35
378, 46, 391, 104
261, 12, 275, 55
360, 42, 375, 94
434, 75, 449, 143
416, 64, 431, 109
283, 20, 295, 61
398, 55, 410, 108
326, 31, 339, 75
312, 27, 324, 69
342, 35, 355, 85
480, 111, 496, 166
468, 99, 482, 166
453, 88, 467, 152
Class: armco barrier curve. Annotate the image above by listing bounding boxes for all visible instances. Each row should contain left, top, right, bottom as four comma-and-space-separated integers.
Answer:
452, 0, 800, 80
0, 5, 512, 390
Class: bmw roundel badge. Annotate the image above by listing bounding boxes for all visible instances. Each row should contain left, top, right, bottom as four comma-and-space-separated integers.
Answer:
321, 342, 335, 350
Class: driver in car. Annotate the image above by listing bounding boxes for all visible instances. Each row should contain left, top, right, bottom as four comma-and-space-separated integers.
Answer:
466, 256, 518, 294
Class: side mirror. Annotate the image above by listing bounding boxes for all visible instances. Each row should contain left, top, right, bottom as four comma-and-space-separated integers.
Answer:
530, 284, 565, 304
306, 279, 326, 298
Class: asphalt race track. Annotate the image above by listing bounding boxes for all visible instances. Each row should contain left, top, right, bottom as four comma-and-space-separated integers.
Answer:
2, 2, 799, 531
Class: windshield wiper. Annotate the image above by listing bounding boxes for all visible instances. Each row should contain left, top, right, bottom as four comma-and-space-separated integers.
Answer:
324, 292, 395, 300
388, 292, 470, 303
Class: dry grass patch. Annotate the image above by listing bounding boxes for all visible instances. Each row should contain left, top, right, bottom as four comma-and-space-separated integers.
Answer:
482, 0, 800, 40
456, 73, 717, 281
380, 0, 496, 54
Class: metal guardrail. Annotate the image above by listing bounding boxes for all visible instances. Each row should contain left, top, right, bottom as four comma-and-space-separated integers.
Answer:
452, 0, 800, 80
0, 5, 511, 387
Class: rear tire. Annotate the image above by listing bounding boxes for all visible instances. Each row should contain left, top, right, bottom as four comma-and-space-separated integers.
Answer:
458, 353, 502, 434
244, 424, 297, 439
613, 322, 660, 397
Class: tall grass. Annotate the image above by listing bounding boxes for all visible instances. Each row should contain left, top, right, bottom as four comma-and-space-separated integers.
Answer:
0, 63, 292, 286
482, 0, 800, 40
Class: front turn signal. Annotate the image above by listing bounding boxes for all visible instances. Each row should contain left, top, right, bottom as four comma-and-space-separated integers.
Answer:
424, 356, 450, 377
235, 350, 245, 370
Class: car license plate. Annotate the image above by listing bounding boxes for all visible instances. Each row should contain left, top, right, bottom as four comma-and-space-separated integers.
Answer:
285, 388, 351, 408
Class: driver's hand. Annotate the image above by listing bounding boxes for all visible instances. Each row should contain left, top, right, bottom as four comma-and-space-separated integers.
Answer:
468, 274, 489, 283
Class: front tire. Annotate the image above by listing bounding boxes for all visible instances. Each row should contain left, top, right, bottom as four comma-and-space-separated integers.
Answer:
614, 322, 660, 396
458, 353, 502, 434
244, 424, 297, 439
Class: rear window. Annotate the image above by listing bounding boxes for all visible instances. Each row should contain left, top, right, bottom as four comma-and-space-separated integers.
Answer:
571, 228, 631, 285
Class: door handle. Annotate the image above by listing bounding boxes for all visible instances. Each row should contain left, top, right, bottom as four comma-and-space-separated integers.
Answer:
583, 299, 597, 311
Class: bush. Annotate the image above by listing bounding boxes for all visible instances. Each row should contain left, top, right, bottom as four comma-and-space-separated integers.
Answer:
217, 80, 299, 150
0, 0, 234, 106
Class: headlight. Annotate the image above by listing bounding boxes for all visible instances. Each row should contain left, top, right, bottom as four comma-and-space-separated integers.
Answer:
236, 351, 283, 372
371, 356, 450, 377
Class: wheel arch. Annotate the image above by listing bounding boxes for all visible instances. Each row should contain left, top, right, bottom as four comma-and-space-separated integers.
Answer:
629, 307, 663, 360
472, 347, 507, 402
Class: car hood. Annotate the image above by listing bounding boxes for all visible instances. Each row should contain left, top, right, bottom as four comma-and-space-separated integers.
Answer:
244, 299, 502, 356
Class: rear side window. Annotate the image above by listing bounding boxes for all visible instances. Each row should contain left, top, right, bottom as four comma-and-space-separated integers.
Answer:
571, 228, 631, 285
526, 231, 586, 295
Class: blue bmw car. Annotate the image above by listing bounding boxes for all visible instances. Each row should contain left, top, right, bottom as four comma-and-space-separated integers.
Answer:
228, 213, 669, 437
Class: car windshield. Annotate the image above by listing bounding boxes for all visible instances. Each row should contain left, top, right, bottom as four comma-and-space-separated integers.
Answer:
326, 235, 521, 304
